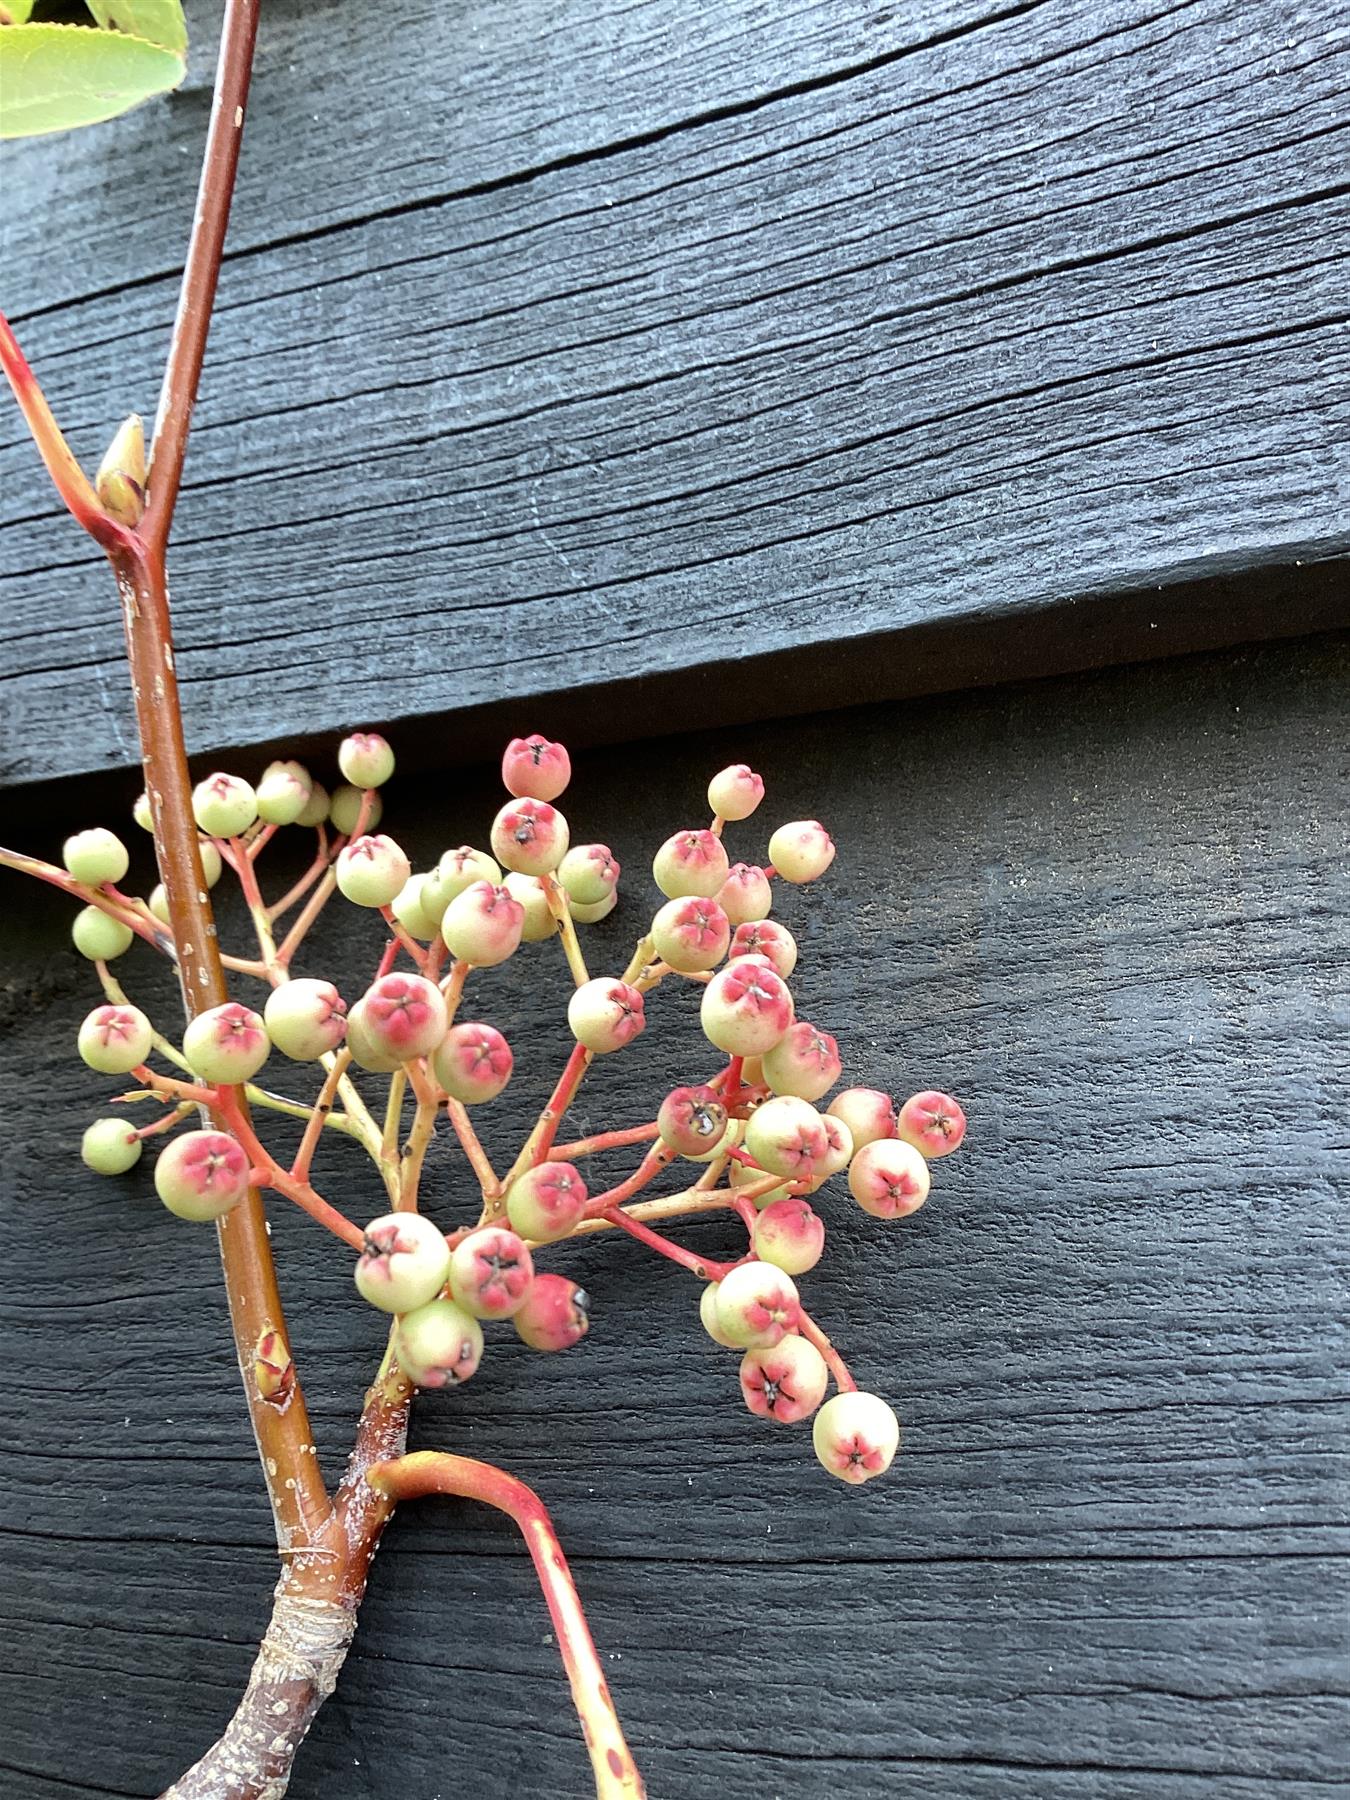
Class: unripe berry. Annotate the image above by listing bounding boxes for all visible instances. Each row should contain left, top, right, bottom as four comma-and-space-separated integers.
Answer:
433, 1022, 513, 1104
571, 890, 618, 924
78, 1003, 152, 1074
768, 820, 835, 884
744, 1094, 830, 1181
506, 1161, 588, 1243
558, 843, 620, 906
567, 977, 645, 1054
263, 979, 347, 1061
330, 783, 380, 835
336, 834, 411, 907
504, 871, 558, 942
355, 1212, 451, 1314
491, 797, 569, 876
813, 1391, 900, 1485
198, 839, 224, 887
345, 1000, 403, 1072
183, 1002, 270, 1085
191, 773, 258, 839
296, 782, 331, 828
651, 895, 730, 972
132, 791, 154, 832
154, 1129, 250, 1221
762, 1021, 841, 1102
686, 1114, 743, 1165
714, 1261, 801, 1348
707, 764, 765, 821
717, 862, 772, 925
72, 905, 133, 961
430, 846, 502, 912
817, 1113, 854, 1181
449, 1226, 535, 1320
255, 759, 314, 825
338, 731, 395, 789
700, 961, 793, 1057
148, 884, 171, 925
729, 918, 798, 979
441, 879, 524, 966
897, 1089, 968, 1158
652, 828, 729, 900
827, 1087, 896, 1150
391, 872, 443, 941
395, 1298, 484, 1388
657, 1085, 728, 1157
848, 1137, 931, 1219
741, 1335, 828, 1423
359, 973, 448, 1061
81, 1117, 142, 1175
730, 1158, 792, 1208
63, 827, 129, 886
502, 733, 571, 801
752, 1197, 825, 1274
514, 1273, 589, 1351
699, 1280, 741, 1347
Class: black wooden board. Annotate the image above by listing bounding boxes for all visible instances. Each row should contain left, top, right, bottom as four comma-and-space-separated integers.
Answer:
0, 633, 1346, 1797
2, 0, 1348, 786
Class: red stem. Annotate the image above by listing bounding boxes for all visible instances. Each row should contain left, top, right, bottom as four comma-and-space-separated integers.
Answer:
599, 1207, 734, 1281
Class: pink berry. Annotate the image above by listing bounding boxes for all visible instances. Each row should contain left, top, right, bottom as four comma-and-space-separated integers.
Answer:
657, 1085, 729, 1157
558, 843, 620, 906
491, 798, 570, 876
743, 1094, 830, 1182
263, 979, 347, 1061
191, 773, 257, 838
503, 872, 558, 942
255, 760, 314, 825
700, 961, 794, 1057
514, 1273, 589, 1351
433, 1022, 513, 1104
449, 1226, 535, 1320
652, 828, 730, 900
848, 1138, 931, 1219
355, 1212, 451, 1314
440, 880, 525, 967
827, 1087, 897, 1150
762, 1021, 841, 1102
767, 820, 835, 884
896, 1090, 967, 1158
78, 1003, 153, 1074
752, 1197, 825, 1274
740, 1336, 828, 1424
567, 978, 645, 1054
338, 731, 395, 789
506, 1161, 588, 1243
63, 826, 129, 885
707, 764, 765, 821
717, 862, 773, 926
729, 918, 798, 979
358, 973, 448, 1061
699, 1281, 741, 1347
502, 734, 571, 801
183, 1001, 270, 1085
651, 895, 730, 973
713, 1261, 801, 1348
336, 834, 411, 907
813, 1391, 900, 1485
154, 1129, 250, 1221
345, 1000, 404, 1072
395, 1299, 484, 1389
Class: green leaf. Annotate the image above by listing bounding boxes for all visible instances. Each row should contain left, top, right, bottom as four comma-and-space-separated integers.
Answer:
0, 23, 184, 139
87, 1, 187, 57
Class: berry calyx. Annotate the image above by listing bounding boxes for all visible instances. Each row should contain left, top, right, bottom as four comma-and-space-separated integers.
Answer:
336, 834, 411, 908
504, 871, 559, 942
827, 1087, 897, 1150
717, 862, 773, 926
707, 764, 765, 821
255, 760, 314, 825
700, 961, 794, 1057
743, 1094, 830, 1181
558, 843, 620, 907
355, 1213, 452, 1314
650, 895, 730, 972
183, 1002, 271, 1085
337, 731, 395, 789
78, 1004, 153, 1074
767, 820, 835, 884
155, 1129, 250, 1221
448, 1227, 535, 1320
62, 827, 129, 886
567, 978, 646, 1054
263, 979, 347, 1061
432, 1022, 513, 1104
713, 1261, 801, 1348
71, 906, 133, 962
729, 918, 798, 979
506, 1161, 588, 1244
848, 1138, 931, 1219
652, 828, 730, 900
358, 973, 448, 1061
752, 1197, 825, 1274
191, 773, 258, 839
896, 1090, 967, 1158
395, 1299, 484, 1388
440, 880, 524, 967
502, 734, 571, 801
740, 1336, 828, 1423
514, 1273, 589, 1351
81, 1117, 143, 1175
657, 1085, 729, 1157
812, 1391, 900, 1485
762, 1020, 841, 1101
490, 797, 570, 876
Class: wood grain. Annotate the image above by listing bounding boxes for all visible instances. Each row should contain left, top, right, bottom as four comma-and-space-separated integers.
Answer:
0, 634, 1345, 1796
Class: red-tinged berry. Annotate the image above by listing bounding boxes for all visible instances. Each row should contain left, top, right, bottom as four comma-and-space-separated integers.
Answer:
449, 1226, 535, 1320
502, 734, 571, 802
700, 961, 794, 1057
506, 1161, 588, 1243
427, 846, 502, 915
183, 1002, 270, 1085
396, 1299, 484, 1388
330, 783, 380, 836
296, 782, 331, 829
514, 1273, 589, 1352
762, 1020, 841, 1101
657, 1085, 729, 1157
827, 1086, 897, 1150
78, 1003, 152, 1074
558, 843, 620, 907
255, 759, 314, 825
392, 872, 443, 941
355, 1213, 451, 1314
714, 1261, 801, 1348
567, 977, 645, 1054
155, 1129, 250, 1221
191, 773, 258, 839
336, 834, 411, 908
338, 731, 395, 789
504, 871, 558, 942
699, 1281, 741, 1347
707, 764, 765, 822
345, 1000, 404, 1072
81, 1117, 143, 1175
359, 973, 448, 1061
263, 979, 347, 1061
848, 1138, 931, 1219
729, 918, 798, 979
433, 1022, 513, 1104
441, 880, 524, 967
132, 791, 154, 832
813, 1391, 900, 1485
752, 1197, 825, 1274
571, 890, 618, 924
63, 827, 129, 885
72, 905, 133, 961
741, 1336, 828, 1423
744, 1094, 830, 1181
768, 820, 835, 884
651, 895, 730, 973
817, 1114, 854, 1182
897, 1089, 967, 1158
653, 828, 730, 900
491, 797, 569, 877
718, 862, 773, 926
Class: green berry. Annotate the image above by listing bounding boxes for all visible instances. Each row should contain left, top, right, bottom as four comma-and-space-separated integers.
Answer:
330, 783, 381, 835
263, 979, 347, 1061
63, 827, 129, 885
296, 782, 331, 828
570, 890, 618, 925
743, 1094, 830, 1181
78, 1004, 153, 1074
505, 1161, 588, 1243
81, 1117, 143, 1175
338, 731, 395, 789
336, 834, 411, 907
707, 764, 765, 821
767, 820, 835, 884
650, 895, 730, 972
391, 873, 443, 941
132, 791, 154, 832
431, 846, 502, 909
355, 1213, 451, 1313
813, 1391, 900, 1484
182, 1002, 271, 1085
395, 1298, 484, 1388
191, 773, 258, 838
154, 1129, 250, 1221
441, 880, 524, 967
72, 905, 134, 961
198, 839, 224, 888
713, 1261, 801, 1348
558, 844, 620, 907
700, 961, 793, 1057
148, 883, 171, 925
762, 1022, 840, 1101
567, 977, 645, 1053
503, 871, 558, 943
255, 759, 314, 825
752, 1197, 825, 1274
699, 1280, 740, 1347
